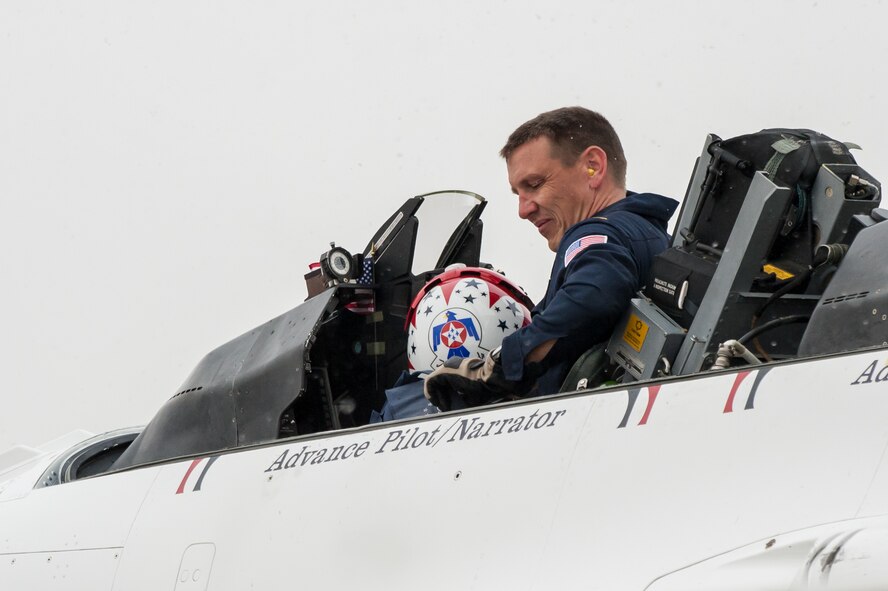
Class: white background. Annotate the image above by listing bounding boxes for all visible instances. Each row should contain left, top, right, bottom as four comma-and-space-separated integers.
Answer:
2, 0, 886, 450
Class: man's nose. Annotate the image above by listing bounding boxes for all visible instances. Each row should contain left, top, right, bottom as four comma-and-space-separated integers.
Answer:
517, 193, 537, 220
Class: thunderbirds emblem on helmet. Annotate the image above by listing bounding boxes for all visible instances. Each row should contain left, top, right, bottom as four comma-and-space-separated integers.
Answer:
431, 310, 481, 360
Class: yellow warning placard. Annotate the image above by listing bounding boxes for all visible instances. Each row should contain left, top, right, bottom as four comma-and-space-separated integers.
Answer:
763, 264, 794, 280
623, 313, 649, 352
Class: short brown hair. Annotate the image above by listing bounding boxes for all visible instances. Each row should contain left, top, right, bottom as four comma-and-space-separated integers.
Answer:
500, 107, 627, 187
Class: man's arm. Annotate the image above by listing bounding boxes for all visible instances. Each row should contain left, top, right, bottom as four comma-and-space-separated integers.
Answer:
499, 240, 639, 381
527, 339, 555, 363
424, 236, 640, 409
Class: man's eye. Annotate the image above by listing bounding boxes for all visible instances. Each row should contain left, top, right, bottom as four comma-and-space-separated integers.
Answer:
528, 180, 543, 189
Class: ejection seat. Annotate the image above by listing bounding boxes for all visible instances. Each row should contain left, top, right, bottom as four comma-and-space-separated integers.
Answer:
604, 129, 882, 383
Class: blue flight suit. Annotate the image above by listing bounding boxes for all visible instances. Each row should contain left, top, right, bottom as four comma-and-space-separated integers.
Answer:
369, 371, 439, 423
500, 192, 679, 394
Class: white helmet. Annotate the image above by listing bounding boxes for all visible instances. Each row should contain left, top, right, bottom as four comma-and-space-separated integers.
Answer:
406, 266, 533, 371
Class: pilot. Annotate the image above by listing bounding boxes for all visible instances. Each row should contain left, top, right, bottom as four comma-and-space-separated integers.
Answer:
424, 107, 679, 410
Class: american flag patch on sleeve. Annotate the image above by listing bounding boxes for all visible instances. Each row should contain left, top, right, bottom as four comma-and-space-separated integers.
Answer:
564, 234, 608, 266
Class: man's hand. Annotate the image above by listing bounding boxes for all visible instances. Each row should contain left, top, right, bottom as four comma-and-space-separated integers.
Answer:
423, 347, 538, 411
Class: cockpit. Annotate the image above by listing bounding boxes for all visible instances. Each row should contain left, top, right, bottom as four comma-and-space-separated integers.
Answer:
51, 129, 888, 477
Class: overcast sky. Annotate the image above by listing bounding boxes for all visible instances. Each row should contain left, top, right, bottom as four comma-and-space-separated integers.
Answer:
2, 1, 887, 450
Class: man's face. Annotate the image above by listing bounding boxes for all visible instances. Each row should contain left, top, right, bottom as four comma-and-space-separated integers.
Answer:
507, 136, 591, 252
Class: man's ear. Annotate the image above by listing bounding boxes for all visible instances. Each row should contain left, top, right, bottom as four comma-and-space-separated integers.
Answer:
580, 145, 608, 187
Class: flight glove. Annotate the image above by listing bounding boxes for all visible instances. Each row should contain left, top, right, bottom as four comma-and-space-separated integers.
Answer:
423, 346, 539, 411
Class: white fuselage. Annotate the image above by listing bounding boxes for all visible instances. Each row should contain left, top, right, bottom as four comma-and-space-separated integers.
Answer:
2, 347, 888, 590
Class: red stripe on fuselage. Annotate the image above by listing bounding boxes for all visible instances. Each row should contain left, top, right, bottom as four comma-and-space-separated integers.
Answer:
176, 458, 204, 494
638, 385, 661, 425
724, 371, 752, 413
